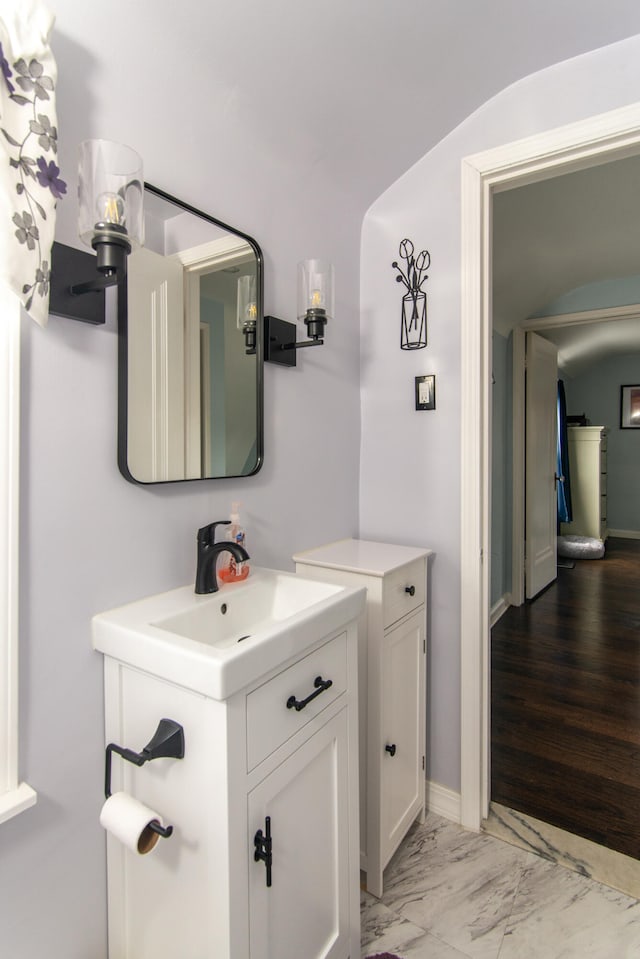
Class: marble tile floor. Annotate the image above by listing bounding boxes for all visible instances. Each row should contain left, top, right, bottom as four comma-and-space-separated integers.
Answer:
361, 812, 640, 959
484, 802, 640, 901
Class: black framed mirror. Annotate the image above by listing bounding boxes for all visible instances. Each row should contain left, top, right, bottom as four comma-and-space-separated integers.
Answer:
119, 183, 263, 483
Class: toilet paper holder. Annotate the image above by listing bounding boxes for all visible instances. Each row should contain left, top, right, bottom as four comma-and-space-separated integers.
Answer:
104, 718, 185, 840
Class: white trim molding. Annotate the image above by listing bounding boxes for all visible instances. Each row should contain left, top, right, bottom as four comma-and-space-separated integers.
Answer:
0, 289, 36, 824
426, 780, 461, 824
490, 596, 510, 628
460, 102, 640, 832
525, 303, 640, 331
608, 529, 640, 539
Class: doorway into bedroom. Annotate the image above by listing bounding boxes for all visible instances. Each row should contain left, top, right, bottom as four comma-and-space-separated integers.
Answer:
490, 153, 640, 858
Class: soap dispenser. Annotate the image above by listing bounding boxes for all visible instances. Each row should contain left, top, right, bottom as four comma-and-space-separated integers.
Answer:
217, 503, 250, 584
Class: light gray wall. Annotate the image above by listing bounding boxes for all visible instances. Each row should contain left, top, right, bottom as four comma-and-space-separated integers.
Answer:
564, 354, 640, 533
360, 34, 640, 792
2, 6, 361, 957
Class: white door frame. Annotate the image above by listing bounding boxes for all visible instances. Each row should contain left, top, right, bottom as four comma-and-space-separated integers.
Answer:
0, 293, 36, 824
460, 102, 640, 830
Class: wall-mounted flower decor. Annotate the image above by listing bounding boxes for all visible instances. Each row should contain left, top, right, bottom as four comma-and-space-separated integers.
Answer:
0, 2, 66, 327
392, 238, 430, 350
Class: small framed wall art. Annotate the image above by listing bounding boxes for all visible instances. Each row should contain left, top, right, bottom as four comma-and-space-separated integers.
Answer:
620, 384, 640, 428
415, 374, 436, 410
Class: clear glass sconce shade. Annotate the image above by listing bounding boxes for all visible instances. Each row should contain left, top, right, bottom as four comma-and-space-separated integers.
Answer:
78, 139, 144, 249
297, 259, 334, 322
237, 274, 258, 329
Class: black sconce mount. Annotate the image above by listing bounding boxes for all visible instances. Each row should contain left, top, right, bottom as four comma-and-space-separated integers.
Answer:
263, 313, 326, 367
49, 239, 126, 325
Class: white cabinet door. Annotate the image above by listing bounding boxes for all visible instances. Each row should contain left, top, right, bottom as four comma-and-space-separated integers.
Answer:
248, 710, 351, 959
380, 611, 425, 869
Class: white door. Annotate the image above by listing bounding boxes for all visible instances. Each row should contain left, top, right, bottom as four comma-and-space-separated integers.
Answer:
248, 710, 351, 959
525, 331, 558, 599
380, 611, 425, 875
127, 247, 185, 482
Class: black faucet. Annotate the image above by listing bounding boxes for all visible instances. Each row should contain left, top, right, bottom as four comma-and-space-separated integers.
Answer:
195, 521, 251, 594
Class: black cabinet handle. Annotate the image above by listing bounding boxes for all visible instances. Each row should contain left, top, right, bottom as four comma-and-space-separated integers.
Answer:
287, 676, 333, 712
385, 743, 397, 757
254, 816, 272, 887
405, 585, 416, 596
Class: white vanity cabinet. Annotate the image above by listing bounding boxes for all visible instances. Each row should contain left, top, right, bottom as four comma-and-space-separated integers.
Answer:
293, 539, 431, 897
99, 620, 361, 959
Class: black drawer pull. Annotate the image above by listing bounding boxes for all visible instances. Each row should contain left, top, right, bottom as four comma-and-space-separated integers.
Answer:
405, 585, 416, 596
385, 743, 397, 757
287, 676, 333, 712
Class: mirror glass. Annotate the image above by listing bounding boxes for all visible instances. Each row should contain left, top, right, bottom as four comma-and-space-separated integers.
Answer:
120, 183, 263, 483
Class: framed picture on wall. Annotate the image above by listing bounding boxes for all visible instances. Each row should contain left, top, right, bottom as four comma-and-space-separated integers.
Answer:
620, 384, 640, 428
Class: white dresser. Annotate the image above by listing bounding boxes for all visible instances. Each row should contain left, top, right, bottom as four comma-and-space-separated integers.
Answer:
560, 426, 608, 541
293, 539, 432, 897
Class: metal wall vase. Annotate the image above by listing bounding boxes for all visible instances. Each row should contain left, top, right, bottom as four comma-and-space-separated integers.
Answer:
401, 290, 427, 350
393, 239, 430, 350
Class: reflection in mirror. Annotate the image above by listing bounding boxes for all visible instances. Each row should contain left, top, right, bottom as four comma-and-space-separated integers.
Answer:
121, 184, 263, 483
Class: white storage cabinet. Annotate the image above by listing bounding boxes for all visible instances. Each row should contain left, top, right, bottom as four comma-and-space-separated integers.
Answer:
99, 620, 361, 959
294, 539, 431, 897
560, 426, 608, 541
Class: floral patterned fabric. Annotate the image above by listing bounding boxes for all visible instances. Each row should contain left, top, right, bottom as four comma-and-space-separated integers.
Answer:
0, 0, 65, 327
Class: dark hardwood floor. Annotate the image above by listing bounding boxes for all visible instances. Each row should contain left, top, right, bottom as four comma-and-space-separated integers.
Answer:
491, 537, 640, 859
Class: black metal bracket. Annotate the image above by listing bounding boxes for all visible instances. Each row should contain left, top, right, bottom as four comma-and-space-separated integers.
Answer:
286, 675, 333, 712
264, 314, 324, 367
49, 242, 109, 324
104, 718, 185, 839
50, 240, 128, 325
254, 815, 273, 887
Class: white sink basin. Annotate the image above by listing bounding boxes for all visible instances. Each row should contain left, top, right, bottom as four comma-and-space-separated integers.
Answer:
92, 567, 365, 700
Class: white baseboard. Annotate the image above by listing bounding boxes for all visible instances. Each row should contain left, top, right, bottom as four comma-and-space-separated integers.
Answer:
426, 780, 461, 823
490, 595, 510, 627
608, 529, 640, 540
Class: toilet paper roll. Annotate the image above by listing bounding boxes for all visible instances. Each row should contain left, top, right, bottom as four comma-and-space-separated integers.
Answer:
100, 791, 165, 855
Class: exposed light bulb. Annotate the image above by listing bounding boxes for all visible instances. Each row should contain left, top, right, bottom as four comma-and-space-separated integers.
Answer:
246, 302, 257, 321
96, 191, 125, 226
310, 288, 323, 309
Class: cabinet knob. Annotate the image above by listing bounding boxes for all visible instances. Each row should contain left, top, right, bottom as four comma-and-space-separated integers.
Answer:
385, 743, 397, 757
405, 585, 416, 597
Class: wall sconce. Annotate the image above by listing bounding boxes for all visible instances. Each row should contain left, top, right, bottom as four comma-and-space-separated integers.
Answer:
264, 258, 334, 367
50, 139, 143, 324
238, 273, 258, 354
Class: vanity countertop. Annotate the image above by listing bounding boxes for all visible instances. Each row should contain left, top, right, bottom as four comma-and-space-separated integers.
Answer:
293, 538, 432, 578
